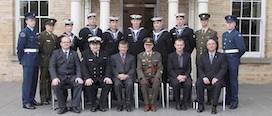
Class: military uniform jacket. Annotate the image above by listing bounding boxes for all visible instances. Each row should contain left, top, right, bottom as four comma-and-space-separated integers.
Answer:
17, 27, 39, 67
81, 49, 111, 82
101, 29, 123, 56
222, 29, 246, 58
63, 32, 83, 52
167, 52, 191, 78
124, 27, 150, 56
38, 31, 58, 67
152, 28, 174, 64
198, 52, 228, 80
195, 28, 218, 64
49, 49, 81, 81
170, 26, 196, 54
79, 26, 102, 51
137, 51, 163, 80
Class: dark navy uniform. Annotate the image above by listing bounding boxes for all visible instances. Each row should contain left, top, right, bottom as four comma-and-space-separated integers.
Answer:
81, 37, 112, 112
63, 32, 82, 52
222, 15, 246, 108
79, 26, 102, 51
170, 26, 196, 54
17, 12, 39, 108
101, 29, 123, 56
124, 27, 149, 57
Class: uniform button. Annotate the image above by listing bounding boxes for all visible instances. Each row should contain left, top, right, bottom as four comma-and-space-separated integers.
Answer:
200, 53, 202, 55
149, 73, 151, 76
225, 39, 227, 40
100, 67, 102, 69
100, 71, 102, 73
201, 42, 203, 44
94, 75, 96, 77
223, 47, 225, 49
224, 43, 226, 45
94, 68, 96, 70
202, 37, 204, 38
94, 71, 96, 74
200, 47, 202, 49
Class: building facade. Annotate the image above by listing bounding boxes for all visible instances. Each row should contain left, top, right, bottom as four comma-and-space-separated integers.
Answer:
0, 0, 271, 84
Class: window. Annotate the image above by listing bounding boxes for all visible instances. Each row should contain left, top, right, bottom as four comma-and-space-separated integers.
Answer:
16, 0, 49, 33
232, 0, 266, 58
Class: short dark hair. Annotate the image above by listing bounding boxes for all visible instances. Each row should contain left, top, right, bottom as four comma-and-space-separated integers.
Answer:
59, 34, 71, 43
175, 38, 185, 44
119, 40, 129, 47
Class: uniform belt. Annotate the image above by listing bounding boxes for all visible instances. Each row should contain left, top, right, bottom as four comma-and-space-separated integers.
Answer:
24, 49, 39, 52
223, 49, 238, 53
143, 68, 157, 73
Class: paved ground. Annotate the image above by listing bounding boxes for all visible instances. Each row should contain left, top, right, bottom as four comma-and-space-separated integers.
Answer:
0, 82, 271, 116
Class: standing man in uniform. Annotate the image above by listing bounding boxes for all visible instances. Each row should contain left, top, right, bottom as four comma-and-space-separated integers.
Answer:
110, 40, 136, 112
49, 35, 83, 114
124, 14, 150, 57
137, 37, 163, 112
168, 39, 192, 111
101, 16, 123, 56
195, 13, 218, 105
170, 13, 195, 54
63, 19, 83, 52
81, 37, 112, 112
79, 13, 103, 51
196, 39, 228, 114
17, 12, 40, 109
222, 15, 246, 109
38, 18, 58, 105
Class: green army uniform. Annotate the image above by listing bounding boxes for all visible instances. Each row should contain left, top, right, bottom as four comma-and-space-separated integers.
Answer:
38, 18, 58, 104
137, 38, 163, 106
195, 13, 218, 65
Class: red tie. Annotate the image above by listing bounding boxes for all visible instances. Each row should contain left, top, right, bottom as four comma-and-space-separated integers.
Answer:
122, 54, 125, 64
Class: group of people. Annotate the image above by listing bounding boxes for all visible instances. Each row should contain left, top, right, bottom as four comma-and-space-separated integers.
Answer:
17, 11, 246, 115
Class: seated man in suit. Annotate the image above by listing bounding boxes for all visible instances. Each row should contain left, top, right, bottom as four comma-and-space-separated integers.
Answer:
110, 40, 136, 112
196, 39, 228, 114
168, 38, 192, 111
49, 35, 83, 114
81, 36, 113, 112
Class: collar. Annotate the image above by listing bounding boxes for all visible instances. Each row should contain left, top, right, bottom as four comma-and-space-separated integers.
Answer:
153, 28, 167, 35
62, 49, 70, 53
128, 27, 144, 32
63, 32, 74, 36
176, 51, 184, 56
27, 25, 34, 31
175, 25, 187, 30
106, 28, 120, 34
228, 29, 234, 33
119, 52, 126, 57
86, 25, 98, 30
209, 51, 216, 56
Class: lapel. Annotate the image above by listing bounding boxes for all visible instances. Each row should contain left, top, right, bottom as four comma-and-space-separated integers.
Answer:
67, 51, 72, 64
117, 53, 124, 65
209, 52, 217, 69
59, 49, 67, 63
174, 53, 181, 68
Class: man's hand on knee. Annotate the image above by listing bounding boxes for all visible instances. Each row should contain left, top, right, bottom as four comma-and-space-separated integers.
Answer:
103, 77, 113, 84
85, 78, 94, 86
75, 77, 84, 84
52, 78, 60, 86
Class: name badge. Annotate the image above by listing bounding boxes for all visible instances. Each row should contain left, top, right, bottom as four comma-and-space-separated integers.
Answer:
128, 34, 132, 37
103, 57, 107, 60
30, 36, 34, 38
46, 40, 51, 42
172, 33, 176, 35
88, 34, 92, 36
89, 58, 93, 62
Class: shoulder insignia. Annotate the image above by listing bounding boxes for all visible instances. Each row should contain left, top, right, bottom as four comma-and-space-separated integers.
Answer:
78, 37, 82, 40
238, 34, 242, 37
193, 34, 196, 39
20, 32, 26, 37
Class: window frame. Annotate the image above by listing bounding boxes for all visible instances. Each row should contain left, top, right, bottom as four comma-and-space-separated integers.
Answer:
230, 0, 266, 58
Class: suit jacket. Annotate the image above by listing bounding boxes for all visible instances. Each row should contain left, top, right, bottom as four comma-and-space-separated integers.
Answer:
49, 49, 81, 81
110, 53, 136, 79
81, 49, 111, 82
170, 26, 196, 54
167, 51, 191, 78
198, 52, 228, 80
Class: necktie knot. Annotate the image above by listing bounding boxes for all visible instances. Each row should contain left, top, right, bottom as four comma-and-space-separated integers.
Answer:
64, 52, 69, 60
209, 54, 214, 64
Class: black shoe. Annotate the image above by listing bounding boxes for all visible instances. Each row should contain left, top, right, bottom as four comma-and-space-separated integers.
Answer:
70, 107, 80, 113
32, 100, 42, 106
175, 102, 181, 111
90, 105, 97, 112
126, 104, 132, 112
197, 104, 204, 113
230, 103, 238, 109
211, 105, 217, 114
181, 103, 187, 111
98, 105, 106, 112
41, 101, 50, 105
117, 104, 123, 112
206, 101, 212, 105
23, 103, 36, 109
58, 107, 68, 114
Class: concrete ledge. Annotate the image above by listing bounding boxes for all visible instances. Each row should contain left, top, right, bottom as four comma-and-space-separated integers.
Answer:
241, 58, 271, 64
9, 55, 18, 62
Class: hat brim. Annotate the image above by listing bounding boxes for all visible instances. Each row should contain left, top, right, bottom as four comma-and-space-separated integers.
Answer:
226, 20, 236, 23
89, 41, 101, 44
26, 17, 36, 20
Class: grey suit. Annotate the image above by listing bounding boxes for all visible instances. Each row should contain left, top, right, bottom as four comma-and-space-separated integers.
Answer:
49, 49, 83, 108
196, 52, 228, 106
110, 53, 136, 105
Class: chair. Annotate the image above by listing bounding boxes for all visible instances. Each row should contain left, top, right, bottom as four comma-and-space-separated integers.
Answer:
194, 86, 226, 111
166, 83, 195, 108
51, 85, 84, 110
134, 82, 165, 108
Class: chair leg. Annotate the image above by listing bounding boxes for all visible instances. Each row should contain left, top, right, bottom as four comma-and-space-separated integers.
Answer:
108, 91, 111, 109
81, 91, 84, 110
223, 87, 226, 111
166, 83, 169, 109
51, 88, 55, 110
134, 83, 139, 109
161, 83, 165, 108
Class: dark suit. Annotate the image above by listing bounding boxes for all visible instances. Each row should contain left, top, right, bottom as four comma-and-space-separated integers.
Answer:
81, 49, 112, 106
17, 26, 39, 106
170, 26, 196, 54
168, 52, 192, 104
49, 49, 83, 108
110, 53, 136, 104
196, 52, 228, 106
